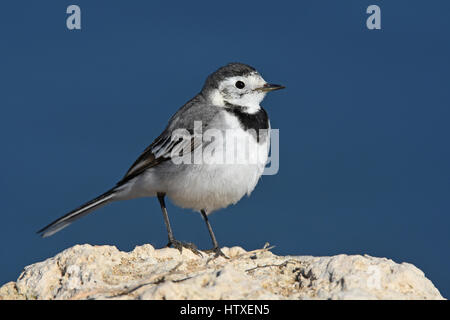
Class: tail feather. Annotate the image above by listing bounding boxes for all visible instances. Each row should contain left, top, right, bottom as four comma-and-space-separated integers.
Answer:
37, 189, 116, 238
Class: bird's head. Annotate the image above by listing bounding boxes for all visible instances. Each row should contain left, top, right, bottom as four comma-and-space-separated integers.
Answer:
202, 63, 284, 112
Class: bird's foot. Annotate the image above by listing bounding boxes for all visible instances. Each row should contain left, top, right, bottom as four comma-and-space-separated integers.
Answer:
203, 247, 229, 260
166, 239, 202, 257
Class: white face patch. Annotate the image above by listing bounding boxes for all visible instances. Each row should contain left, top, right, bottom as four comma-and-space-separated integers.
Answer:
207, 73, 268, 114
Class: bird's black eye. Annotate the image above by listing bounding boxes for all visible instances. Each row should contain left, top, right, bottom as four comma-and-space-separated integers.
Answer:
235, 81, 245, 89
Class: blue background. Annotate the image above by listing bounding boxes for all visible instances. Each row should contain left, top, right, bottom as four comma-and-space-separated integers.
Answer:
1, 1, 449, 298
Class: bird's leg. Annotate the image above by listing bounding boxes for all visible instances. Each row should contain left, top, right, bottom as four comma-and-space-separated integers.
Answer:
201, 209, 229, 259
157, 193, 201, 256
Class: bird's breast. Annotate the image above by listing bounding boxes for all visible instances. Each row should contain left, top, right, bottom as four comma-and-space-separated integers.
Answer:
164, 124, 270, 212
223, 104, 269, 140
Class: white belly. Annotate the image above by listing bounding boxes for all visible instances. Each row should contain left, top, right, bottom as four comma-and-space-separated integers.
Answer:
162, 128, 269, 212
116, 114, 271, 214
167, 163, 265, 212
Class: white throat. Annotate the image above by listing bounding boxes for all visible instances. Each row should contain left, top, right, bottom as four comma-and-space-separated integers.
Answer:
207, 88, 264, 114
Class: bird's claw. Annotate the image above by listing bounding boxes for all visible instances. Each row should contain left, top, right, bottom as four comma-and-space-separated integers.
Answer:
203, 247, 229, 259
166, 239, 203, 257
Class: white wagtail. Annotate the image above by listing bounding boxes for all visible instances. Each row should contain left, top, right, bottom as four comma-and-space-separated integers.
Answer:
38, 63, 284, 257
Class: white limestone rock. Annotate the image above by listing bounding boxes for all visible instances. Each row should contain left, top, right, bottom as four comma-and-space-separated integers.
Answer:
0, 244, 444, 300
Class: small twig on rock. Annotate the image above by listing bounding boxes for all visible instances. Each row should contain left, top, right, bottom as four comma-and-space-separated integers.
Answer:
103, 262, 184, 299
245, 260, 297, 273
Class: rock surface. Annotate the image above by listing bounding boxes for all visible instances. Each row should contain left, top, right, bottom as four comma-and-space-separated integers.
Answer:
0, 244, 444, 300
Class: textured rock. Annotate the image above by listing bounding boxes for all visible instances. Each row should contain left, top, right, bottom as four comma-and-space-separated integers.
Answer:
0, 244, 444, 300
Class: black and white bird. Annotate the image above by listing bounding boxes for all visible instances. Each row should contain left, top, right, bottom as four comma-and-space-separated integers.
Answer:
38, 63, 284, 257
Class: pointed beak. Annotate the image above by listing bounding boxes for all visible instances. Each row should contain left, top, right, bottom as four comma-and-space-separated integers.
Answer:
255, 83, 285, 92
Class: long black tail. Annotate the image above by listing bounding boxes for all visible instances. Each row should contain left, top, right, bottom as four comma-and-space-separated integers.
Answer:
37, 188, 116, 238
